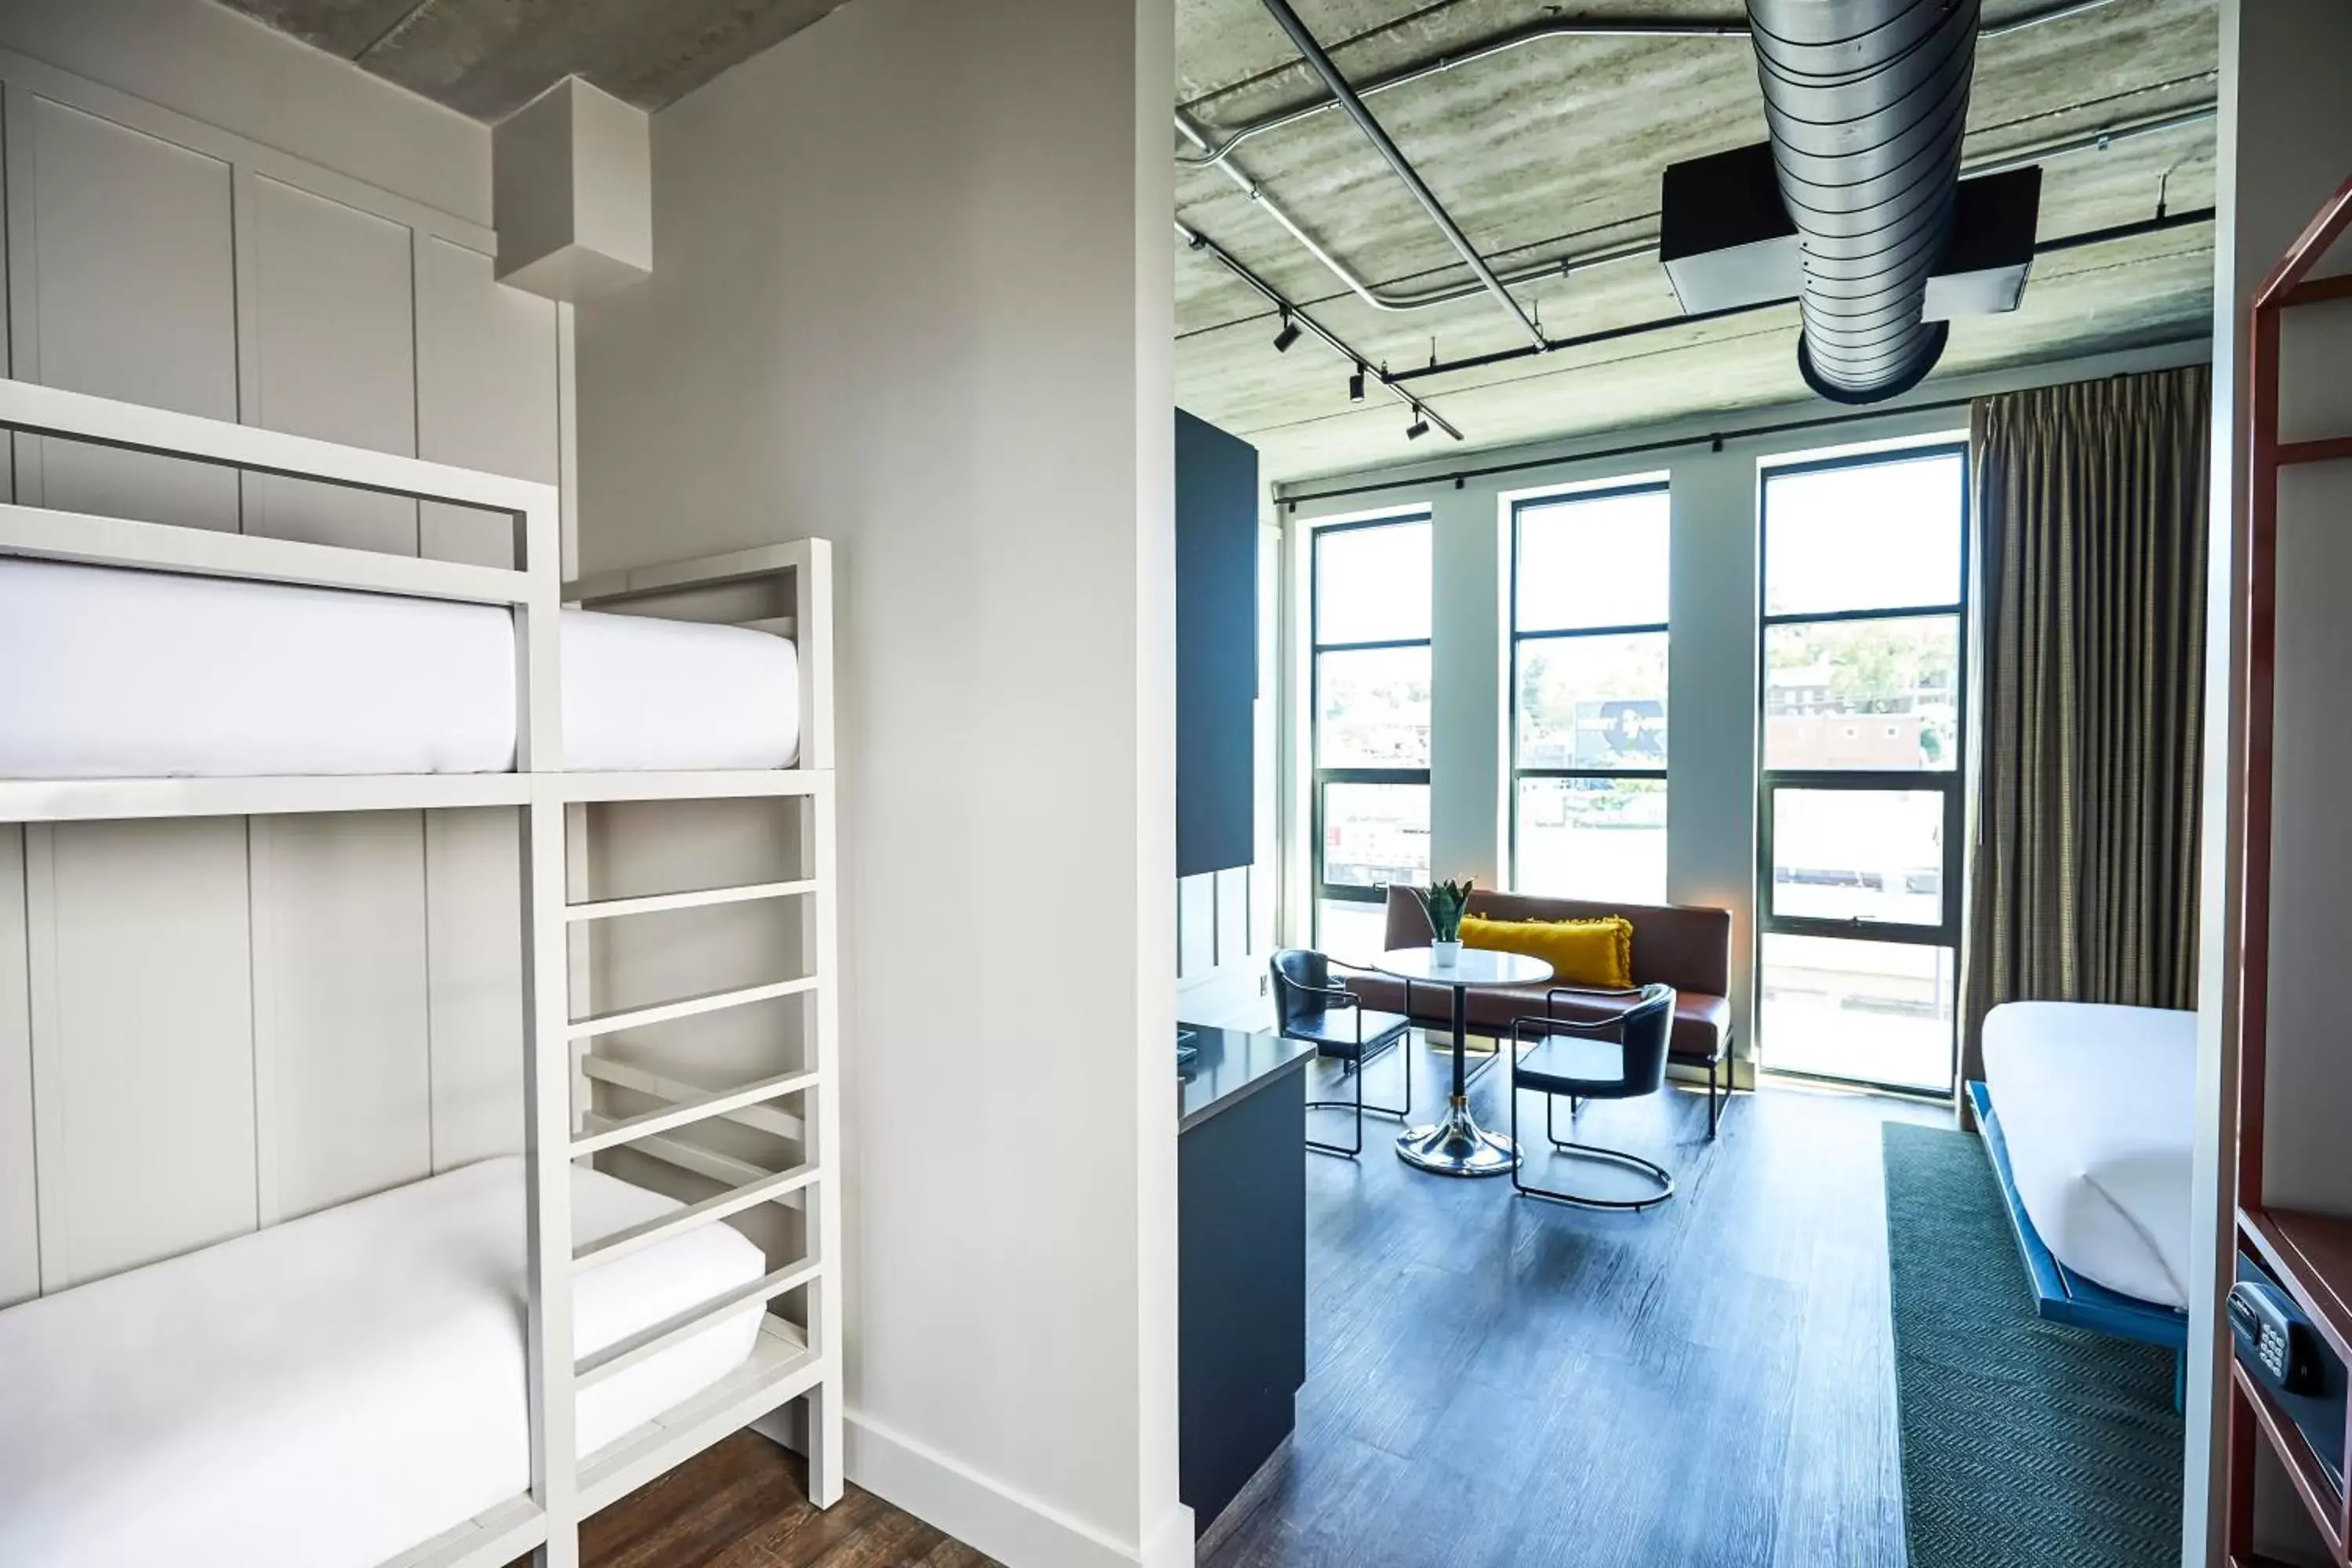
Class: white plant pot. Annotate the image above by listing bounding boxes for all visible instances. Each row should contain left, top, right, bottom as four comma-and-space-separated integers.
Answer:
1432, 939, 1462, 967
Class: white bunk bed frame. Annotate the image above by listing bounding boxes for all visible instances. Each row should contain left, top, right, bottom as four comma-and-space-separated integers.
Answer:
0, 376, 843, 1568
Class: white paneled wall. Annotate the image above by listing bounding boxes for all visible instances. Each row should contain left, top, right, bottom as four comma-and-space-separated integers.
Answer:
27, 818, 258, 1287
415, 240, 564, 569
8, 91, 241, 532
1174, 866, 1276, 1030
424, 809, 529, 1174
245, 174, 423, 553
0, 829, 32, 1305
0, 46, 563, 1298
248, 812, 434, 1224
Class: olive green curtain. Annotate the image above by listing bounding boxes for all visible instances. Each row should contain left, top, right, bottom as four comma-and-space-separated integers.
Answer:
1960, 365, 2210, 1089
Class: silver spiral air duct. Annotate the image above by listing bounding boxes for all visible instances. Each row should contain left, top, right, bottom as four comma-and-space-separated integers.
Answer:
1745, 0, 1981, 403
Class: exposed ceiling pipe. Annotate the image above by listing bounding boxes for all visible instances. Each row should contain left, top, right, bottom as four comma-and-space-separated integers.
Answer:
1746, 0, 1981, 402
1959, 100, 2215, 178
1177, 0, 2126, 171
1178, 100, 2216, 320
1173, 107, 1420, 321
1255, 0, 1549, 350
1174, 217, 1466, 441
1176, 102, 1637, 318
1382, 205, 2213, 385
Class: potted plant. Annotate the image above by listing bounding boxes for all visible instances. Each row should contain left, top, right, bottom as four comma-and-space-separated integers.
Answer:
1414, 878, 1474, 967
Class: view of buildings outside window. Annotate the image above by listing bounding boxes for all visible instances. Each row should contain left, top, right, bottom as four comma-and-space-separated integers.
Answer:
1312, 517, 1430, 963
1511, 484, 1671, 903
1756, 448, 1968, 1093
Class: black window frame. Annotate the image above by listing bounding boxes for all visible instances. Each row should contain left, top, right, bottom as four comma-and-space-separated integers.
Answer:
1508, 480, 1672, 898
1309, 514, 1433, 944
1755, 441, 1972, 1097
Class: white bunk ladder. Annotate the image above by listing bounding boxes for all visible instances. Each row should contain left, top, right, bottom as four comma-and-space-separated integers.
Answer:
522, 542, 844, 1568
364, 788, 842, 1568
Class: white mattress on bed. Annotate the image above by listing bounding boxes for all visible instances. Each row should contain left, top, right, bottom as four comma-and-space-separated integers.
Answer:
1982, 1000, 2198, 1311
0, 556, 799, 776
0, 1156, 768, 1568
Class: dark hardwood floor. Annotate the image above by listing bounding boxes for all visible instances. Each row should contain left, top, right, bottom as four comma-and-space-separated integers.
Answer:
578, 1043, 1947, 1568
574, 1434, 996, 1567
1201, 1041, 1951, 1568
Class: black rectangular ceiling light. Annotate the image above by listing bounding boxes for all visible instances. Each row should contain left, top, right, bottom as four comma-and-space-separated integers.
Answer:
1658, 141, 1802, 314
1924, 166, 2045, 321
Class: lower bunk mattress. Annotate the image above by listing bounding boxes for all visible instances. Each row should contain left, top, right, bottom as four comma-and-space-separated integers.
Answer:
0, 1156, 768, 1568
0, 556, 800, 776
1981, 1000, 2197, 1311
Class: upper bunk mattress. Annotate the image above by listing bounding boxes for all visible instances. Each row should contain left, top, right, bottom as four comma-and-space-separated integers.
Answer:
0, 1155, 768, 1568
1982, 1000, 2198, 1310
0, 556, 799, 775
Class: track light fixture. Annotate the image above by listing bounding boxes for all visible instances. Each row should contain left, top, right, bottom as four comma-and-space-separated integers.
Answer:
1272, 311, 1301, 354
1348, 364, 1366, 403
1405, 410, 1431, 441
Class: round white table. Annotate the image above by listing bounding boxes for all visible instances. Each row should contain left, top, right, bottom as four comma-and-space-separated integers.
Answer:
1371, 946, 1553, 1176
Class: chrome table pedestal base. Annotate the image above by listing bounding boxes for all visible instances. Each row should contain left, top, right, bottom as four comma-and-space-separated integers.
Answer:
1368, 946, 1553, 1181
1396, 1094, 1520, 1177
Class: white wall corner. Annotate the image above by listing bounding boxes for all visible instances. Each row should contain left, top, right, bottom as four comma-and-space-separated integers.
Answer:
2182, 6, 2352, 1565
1140, 1501, 1197, 1568
575, 0, 1181, 1552
493, 76, 652, 303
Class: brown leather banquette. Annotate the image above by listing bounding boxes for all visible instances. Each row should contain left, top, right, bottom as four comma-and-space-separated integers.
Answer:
1345, 885, 1735, 1130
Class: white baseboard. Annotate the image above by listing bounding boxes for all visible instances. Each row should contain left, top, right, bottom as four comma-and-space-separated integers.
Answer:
1139, 1500, 1196, 1568
844, 1408, 1165, 1568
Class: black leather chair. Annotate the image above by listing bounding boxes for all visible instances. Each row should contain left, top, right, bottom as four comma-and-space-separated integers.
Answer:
1506, 983, 1679, 1210
1269, 949, 1414, 1159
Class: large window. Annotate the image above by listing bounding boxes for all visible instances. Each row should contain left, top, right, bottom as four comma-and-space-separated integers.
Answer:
1756, 446, 1969, 1093
1510, 484, 1671, 902
1312, 517, 1432, 964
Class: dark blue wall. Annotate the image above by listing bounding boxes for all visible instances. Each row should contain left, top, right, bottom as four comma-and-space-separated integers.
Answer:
1176, 408, 1258, 879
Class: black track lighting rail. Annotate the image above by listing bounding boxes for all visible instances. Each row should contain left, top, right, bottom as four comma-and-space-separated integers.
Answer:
1175, 217, 1464, 441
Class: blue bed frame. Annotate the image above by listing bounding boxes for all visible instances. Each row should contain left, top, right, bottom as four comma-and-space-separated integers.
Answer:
1965, 1080, 2190, 1407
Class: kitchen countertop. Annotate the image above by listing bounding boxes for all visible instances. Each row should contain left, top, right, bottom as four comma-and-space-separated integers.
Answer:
1178, 1022, 1314, 1134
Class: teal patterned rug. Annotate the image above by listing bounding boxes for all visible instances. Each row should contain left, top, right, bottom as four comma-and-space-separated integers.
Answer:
1883, 1123, 2183, 1568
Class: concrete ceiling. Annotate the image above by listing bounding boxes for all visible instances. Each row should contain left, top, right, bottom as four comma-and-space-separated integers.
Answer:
212, 0, 853, 119
215, 0, 2218, 485
1174, 0, 2221, 483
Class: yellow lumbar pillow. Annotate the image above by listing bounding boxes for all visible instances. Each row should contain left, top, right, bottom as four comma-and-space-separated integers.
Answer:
1461, 914, 1634, 990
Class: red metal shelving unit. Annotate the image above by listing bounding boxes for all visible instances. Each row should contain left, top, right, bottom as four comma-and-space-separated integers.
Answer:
2228, 170, 2352, 1568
